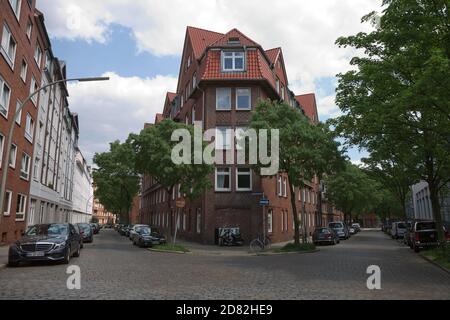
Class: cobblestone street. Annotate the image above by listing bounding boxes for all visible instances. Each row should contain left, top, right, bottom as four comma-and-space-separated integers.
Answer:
0, 229, 449, 300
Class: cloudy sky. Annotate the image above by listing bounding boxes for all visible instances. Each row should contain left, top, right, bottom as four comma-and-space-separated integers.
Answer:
38, 0, 381, 164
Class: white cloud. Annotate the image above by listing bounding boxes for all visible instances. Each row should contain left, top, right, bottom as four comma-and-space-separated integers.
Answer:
38, 0, 381, 96
67, 72, 177, 162
317, 95, 342, 119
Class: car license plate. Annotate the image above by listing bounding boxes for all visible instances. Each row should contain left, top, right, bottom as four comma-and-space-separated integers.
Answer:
27, 251, 45, 257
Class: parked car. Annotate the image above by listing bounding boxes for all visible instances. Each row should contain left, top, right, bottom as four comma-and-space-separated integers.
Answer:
125, 225, 135, 238
351, 223, 361, 233
129, 224, 150, 242
403, 221, 413, 246
132, 226, 166, 247
77, 223, 94, 243
8, 223, 82, 267
349, 227, 356, 235
408, 220, 439, 252
312, 227, 340, 245
328, 222, 349, 240
90, 223, 100, 234
118, 224, 129, 236
391, 221, 407, 239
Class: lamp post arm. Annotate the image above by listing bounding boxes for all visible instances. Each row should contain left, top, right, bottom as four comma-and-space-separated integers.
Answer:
0, 77, 109, 227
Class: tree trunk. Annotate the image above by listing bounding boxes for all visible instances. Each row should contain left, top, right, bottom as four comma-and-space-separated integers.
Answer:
289, 181, 300, 245
428, 181, 444, 243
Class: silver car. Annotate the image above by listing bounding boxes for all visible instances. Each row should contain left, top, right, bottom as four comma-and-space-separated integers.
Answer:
129, 224, 149, 242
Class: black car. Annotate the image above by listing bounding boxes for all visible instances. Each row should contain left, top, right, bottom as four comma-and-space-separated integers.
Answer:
119, 224, 129, 236
90, 223, 100, 235
77, 223, 94, 243
132, 226, 166, 248
312, 227, 340, 245
8, 223, 82, 267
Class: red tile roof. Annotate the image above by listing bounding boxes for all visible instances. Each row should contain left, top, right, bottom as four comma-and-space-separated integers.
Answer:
187, 26, 224, 59
155, 113, 164, 124
209, 28, 260, 48
167, 92, 177, 103
265, 48, 281, 65
295, 94, 319, 123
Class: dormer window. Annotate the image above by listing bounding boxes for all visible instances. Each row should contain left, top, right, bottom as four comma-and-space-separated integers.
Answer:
222, 51, 245, 72
228, 37, 240, 45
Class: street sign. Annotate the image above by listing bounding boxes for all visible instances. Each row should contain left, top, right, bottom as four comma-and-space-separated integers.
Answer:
259, 198, 269, 206
176, 198, 186, 208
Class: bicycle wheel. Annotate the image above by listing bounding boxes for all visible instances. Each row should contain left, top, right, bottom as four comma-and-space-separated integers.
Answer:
264, 237, 271, 250
250, 239, 264, 253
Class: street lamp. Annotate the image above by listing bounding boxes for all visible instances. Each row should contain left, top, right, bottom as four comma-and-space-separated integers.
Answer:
0, 77, 109, 226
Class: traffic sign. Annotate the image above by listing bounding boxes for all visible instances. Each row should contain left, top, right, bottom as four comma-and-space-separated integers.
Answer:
259, 198, 269, 206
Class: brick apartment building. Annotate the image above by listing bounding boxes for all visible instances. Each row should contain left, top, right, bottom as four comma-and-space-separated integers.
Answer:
0, 0, 45, 243
140, 27, 343, 244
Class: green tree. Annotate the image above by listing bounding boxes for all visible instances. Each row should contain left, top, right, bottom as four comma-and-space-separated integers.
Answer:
325, 162, 380, 224
129, 119, 213, 243
334, 0, 450, 241
249, 100, 344, 244
93, 141, 140, 224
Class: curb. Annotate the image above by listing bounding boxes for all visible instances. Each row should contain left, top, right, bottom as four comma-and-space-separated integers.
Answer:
147, 248, 190, 255
0, 263, 6, 269
419, 254, 450, 275
255, 249, 320, 256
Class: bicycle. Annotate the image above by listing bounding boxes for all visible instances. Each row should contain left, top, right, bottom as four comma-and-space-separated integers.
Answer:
250, 234, 271, 253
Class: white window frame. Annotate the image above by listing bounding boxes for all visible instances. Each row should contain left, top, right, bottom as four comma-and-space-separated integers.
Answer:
30, 75, 38, 105
34, 45, 42, 69
16, 193, 26, 221
33, 157, 40, 181
196, 208, 201, 234
192, 105, 196, 125
216, 88, 231, 110
278, 176, 282, 197
276, 78, 280, 94
9, 143, 17, 168
3, 190, 12, 216
0, 76, 11, 118
1, 23, 17, 69
20, 152, 31, 180
215, 168, 231, 192
25, 113, 34, 142
267, 209, 273, 233
0, 134, 3, 168
283, 178, 287, 197
9, 0, 22, 20
15, 100, 22, 125
236, 168, 252, 191
26, 18, 32, 39
215, 127, 232, 150
221, 51, 245, 72
20, 59, 28, 82
192, 73, 197, 89
236, 88, 251, 110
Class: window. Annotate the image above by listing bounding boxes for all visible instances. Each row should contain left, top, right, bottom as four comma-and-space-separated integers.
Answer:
1, 24, 17, 68
20, 59, 27, 82
25, 113, 34, 142
222, 51, 245, 71
267, 209, 273, 233
196, 208, 201, 234
215, 168, 231, 191
9, 144, 17, 168
26, 19, 32, 39
15, 100, 22, 125
281, 85, 285, 100
16, 194, 27, 221
215, 127, 231, 150
20, 153, 30, 180
283, 178, 287, 197
216, 88, 231, 110
236, 88, 251, 110
236, 168, 252, 191
0, 77, 11, 118
44, 52, 51, 70
3, 190, 12, 215
276, 78, 280, 94
33, 157, 40, 181
182, 213, 186, 231
278, 176, 282, 197
235, 127, 249, 151
34, 45, 42, 68
187, 55, 191, 69
9, 0, 22, 20
0, 134, 3, 167
30, 75, 38, 105
192, 73, 197, 89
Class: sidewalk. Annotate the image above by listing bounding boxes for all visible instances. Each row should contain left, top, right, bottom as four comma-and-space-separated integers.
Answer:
174, 239, 294, 257
0, 245, 8, 268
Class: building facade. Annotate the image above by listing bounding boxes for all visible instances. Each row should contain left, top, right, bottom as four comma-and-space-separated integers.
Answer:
71, 148, 93, 223
0, 0, 44, 243
140, 27, 343, 245
93, 197, 116, 224
411, 181, 450, 223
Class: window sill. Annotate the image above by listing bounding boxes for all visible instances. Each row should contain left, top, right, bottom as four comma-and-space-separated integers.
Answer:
216, 108, 232, 112
236, 108, 252, 111
215, 189, 231, 193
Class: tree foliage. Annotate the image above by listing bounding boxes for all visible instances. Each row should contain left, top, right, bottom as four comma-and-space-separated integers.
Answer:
333, 0, 450, 241
93, 141, 140, 224
249, 100, 345, 244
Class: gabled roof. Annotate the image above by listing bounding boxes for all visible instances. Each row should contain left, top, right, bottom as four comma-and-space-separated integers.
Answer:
187, 26, 224, 60
167, 92, 177, 103
265, 47, 281, 66
209, 28, 260, 48
155, 113, 164, 124
295, 94, 319, 123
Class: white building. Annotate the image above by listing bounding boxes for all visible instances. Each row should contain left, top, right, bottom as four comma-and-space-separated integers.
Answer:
71, 148, 93, 223
411, 181, 450, 223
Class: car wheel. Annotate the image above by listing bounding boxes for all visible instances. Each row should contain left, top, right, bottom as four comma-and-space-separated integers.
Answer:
73, 244, 81, 257
8, 259, 19, 268
63, 247, 71, 264
414, 245, 420, 253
